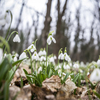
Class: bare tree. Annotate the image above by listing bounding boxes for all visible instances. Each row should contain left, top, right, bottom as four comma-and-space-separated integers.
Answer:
41, 0, 53, 48
54, 0, 68, 55
16, 0, 25, 30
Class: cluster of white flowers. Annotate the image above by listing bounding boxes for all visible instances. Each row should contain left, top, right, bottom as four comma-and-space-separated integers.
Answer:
38, 49, 46, 62
0, 10, 11, 26
58, 52, 71, 62
73, 63, 79, 69
63, 64, 70, 69
49, 55, 57, 64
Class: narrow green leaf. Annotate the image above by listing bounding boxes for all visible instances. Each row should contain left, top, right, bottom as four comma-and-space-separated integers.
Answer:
73, 73, 79, 83
93, 90, 100, 99
61, 73, 69, 84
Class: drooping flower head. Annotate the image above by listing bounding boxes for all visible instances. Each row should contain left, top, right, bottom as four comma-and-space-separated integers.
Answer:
27, 44, 36, 53
38, 48, 46, 56
64, 48, 71, 62
13, 34, 21, 43
90, 68, 100, 82
0, 10, 11, 26
19, 50, 27, 60
47, 31, 56, 45
32, 51, 39, 61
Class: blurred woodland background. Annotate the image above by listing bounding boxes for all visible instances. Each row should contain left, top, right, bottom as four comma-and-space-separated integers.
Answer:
0, 0, 100, 63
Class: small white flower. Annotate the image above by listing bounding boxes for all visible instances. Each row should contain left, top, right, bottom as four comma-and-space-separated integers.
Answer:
32, 51, 39, 61
13, 53, 19, 61
13, 34, 21, 43
73, 63, 79, 69
63, 64, 70, 69
27, 44, 36, 52
47, 35, 56, 45
39, 56, 46, 61
38, 50, 43, 56
19, 52, 27, 60
58, 53, 64, 60
0, 10, 11, 26
38, 50, 46, 56
97, 59, 100, 67
54, 55, 57, 60
4, 53, 7, 58
49, 57, 55, 64
0, 48, 3, 64
64, 53, 71, 62
38, 67, 42, 73
90, 68, 100, 82
87, 72, 90, 76
42, 50, 46, 55
13, 56, 17, 61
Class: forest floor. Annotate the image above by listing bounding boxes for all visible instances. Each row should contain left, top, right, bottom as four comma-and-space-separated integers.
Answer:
9, 63, 100, 100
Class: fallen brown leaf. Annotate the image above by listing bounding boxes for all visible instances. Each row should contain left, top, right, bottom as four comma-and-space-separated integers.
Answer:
42, 75, 61, 92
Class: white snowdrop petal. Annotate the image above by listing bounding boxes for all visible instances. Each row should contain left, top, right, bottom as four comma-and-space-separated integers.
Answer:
52, 37, 56, 43
13, 34, 21, 43
97, 59, 100, 67
90, 68, 100, 82
47, 36, 51, 45
14, 56, 17, 61
19, 52, 27, 60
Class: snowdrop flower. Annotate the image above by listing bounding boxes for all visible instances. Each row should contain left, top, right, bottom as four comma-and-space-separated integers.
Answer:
13, 53, 19, 61
13, 34, 21, 43
97, 59, 100, 67
54, 55, 57, 60
13, 56, 17, 61
63, 64, 70, 69
0, 48, 3, 64
64, 53, 71, 62
47, 35, 56, 45
19, 52, 27, 60
0, 10, 11, 26
58, 53, 64, 60
87, 72, 90, 76
4, 53, 7, 58
73, 63, 79, 69
49, 56, 55, 64
38, 49, 46, 56
42, 49, 46, 55
38, 67, 42, 73
38, 50, 43, 56
32, 51, 39, 61
27, 44, 36, 52
39, 56, 46, 61
90, 68, 100, 82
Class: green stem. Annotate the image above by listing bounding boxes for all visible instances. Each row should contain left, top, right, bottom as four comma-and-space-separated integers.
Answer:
62, 59, 64, 73
27, 50, 33, 74
4, 31, 18, 53
7, 31, 18, 42
46, 44, 48, 75
5, 10, 13, 40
